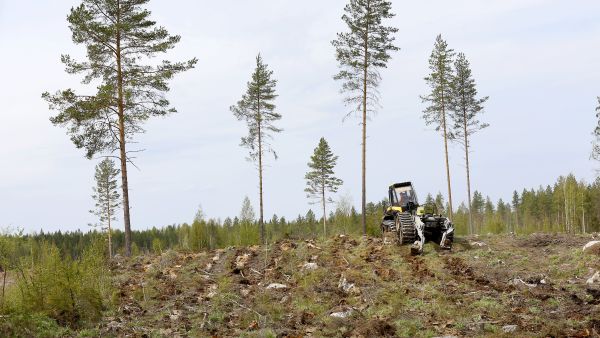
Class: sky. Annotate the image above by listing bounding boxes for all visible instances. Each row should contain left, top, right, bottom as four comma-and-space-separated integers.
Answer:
0, 0, 599, 233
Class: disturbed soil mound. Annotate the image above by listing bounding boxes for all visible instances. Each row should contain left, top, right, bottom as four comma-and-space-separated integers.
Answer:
353, 318, 396, 337
518, 232, 588, 248
586, 243, 600, 256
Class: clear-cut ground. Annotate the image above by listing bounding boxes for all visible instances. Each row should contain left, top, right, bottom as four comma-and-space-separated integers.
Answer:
102, 233, 600, 337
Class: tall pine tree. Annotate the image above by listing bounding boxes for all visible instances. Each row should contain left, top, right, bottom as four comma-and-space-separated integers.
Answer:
471, 190, 485, 231
90, 158, 120, 258
230, 54, 282, 244
425, 193, 435, 206
421, 34, 455, 219
332, 0, 398, 235
435, 192, 446, 214
43, 0, 197, 256
449, 52, 489, 235
512, 190, 520, 230
305, 138, 344, 236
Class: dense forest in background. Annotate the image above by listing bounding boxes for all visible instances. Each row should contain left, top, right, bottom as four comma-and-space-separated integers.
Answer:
2, 173, 597, 262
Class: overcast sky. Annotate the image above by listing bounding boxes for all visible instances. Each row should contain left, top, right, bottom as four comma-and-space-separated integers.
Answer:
1, 0, 599, 233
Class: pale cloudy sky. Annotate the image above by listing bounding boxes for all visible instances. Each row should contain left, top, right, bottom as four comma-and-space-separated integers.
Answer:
0, 0, 599, 233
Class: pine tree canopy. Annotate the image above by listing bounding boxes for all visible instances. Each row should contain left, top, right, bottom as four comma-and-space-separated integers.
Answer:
421, 34, 455, 136
425, 193, 435, 205
90, 158, 120, 225
449, 52, 489, 142
43, 0, 197, 159
593, 97, 600, 160
484, 196, 495, 214
471, 191, 485, 214
497, 198, 506, 211
596, 97, 600, 131
305, 138, 343, 202
230, 54, 282, 161
512, 191, 520, 209
332, 0, 398, 118
435, 192, 445, 212
305, 209, 316, 223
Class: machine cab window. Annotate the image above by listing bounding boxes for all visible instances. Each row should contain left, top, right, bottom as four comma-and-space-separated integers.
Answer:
390, 183, 418, 207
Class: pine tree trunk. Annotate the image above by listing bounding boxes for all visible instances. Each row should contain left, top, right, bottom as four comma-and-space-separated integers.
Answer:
361, 0, 371, 236
106, 183, 113, 259
257, 98, 265, 244
322, 183, 327, 237
563, 182, 568, 233
572, 200, 576, 234
582, 190, 586, 233
115, 0, 132, 257
441, 89, 453, 219
582, 207, 586, 234
463, 105, 473, 234
1, 270, 6, 309
361, 98, 367, 235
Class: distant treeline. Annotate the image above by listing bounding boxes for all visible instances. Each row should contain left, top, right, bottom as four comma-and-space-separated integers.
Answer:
452, 173, 598, 235
1, 174, 596, 261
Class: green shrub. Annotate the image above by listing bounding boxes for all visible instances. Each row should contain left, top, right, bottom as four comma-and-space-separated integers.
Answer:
0, 312, 71, 338
5, 239, 111, 329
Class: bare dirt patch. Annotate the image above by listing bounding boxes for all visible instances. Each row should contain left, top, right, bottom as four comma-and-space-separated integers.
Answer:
353, 317, 396, 337
518, 232, 588, 248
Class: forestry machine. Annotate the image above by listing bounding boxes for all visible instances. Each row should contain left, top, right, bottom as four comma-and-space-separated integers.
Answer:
380, 182, 454, 255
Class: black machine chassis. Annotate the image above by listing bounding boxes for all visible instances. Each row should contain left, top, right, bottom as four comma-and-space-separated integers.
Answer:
381, 210, 454, 246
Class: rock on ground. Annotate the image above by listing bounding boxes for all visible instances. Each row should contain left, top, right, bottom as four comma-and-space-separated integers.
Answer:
330, 310, 353, 318
266, 283, 288, 290
338, 274, 360, 294
583, 241, 600, 252
302, 262, 318, 270
587, 271, 600, 285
